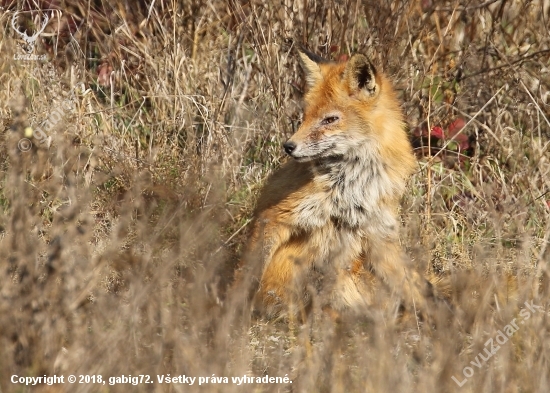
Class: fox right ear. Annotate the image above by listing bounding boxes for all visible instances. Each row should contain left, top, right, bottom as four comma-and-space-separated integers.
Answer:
298, 49, 327, 88
344, 54, 379, 98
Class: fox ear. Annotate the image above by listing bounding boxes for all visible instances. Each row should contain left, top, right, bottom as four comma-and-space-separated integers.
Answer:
344, 54, 378, 97
298, 49, 327, 88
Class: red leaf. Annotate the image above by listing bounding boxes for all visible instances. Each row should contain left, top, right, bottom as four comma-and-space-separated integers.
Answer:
447, 118, 469, 150
448, 118, 466, 137
453, 134, 470, 150
430, 126, 444, 139
338, 54, 349, 62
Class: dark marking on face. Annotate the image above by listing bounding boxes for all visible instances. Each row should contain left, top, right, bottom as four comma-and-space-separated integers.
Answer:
309, 130, 322, 141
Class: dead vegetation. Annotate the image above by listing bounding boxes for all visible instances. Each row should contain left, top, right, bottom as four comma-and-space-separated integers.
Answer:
0, 0, 549, 392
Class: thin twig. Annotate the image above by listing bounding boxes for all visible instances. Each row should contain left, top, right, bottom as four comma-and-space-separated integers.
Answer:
435, 0, 501, 12
462, 50, 550, 81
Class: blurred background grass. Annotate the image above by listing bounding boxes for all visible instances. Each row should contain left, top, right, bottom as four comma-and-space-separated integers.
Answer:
0, 0, 549, 392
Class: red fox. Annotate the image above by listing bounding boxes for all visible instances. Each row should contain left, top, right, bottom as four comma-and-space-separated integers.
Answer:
242, 48, 432, 319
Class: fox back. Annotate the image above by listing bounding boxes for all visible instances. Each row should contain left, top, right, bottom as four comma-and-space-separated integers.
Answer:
242, 49, 423, 318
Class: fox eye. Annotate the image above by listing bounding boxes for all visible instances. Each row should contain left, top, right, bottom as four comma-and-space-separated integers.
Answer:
321, 116, 339, 125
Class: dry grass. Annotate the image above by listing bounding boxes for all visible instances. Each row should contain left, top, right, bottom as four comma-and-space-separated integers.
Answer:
0, 0, 550, 392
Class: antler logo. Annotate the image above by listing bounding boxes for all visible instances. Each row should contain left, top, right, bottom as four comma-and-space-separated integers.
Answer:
11, 11, 51, 53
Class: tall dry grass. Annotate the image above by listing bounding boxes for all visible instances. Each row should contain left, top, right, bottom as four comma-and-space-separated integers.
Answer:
0, 0, 549, 392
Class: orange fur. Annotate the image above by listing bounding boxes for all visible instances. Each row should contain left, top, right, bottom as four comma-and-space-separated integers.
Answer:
242, 49, 430, 319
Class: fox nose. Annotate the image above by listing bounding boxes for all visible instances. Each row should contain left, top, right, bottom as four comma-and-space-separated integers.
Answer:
283, 141, 297, 155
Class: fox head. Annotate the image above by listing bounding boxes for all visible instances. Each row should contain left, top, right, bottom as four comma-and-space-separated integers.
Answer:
284, 49, 408, 164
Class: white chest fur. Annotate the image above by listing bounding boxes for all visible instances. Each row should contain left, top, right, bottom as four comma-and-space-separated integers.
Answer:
293, 144, 399, 235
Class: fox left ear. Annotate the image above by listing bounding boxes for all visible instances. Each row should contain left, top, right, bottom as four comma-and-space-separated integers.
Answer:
298, 48, 329, 89
344, 54, 378, 97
